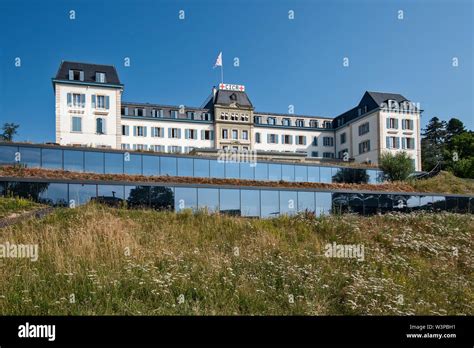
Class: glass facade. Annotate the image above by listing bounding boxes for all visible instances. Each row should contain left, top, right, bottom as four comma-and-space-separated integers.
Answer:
1, 144, 388, 185
0, 180, 472, 217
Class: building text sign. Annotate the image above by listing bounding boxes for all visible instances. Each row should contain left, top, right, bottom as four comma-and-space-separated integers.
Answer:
219, 83, 245, 92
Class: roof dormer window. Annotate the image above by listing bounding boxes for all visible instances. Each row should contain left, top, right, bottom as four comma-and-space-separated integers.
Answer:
69, 69, 84, 81
95, 72, 106, 83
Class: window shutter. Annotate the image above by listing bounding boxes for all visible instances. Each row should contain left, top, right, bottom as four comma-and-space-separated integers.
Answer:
177, 129, 181, 138
102, 119, 106, 134
401, 120, 405, 130
395, 119, 399, 129
275, 135, 279, 144
80, 94, 85, 107
313, 137, 317, 146
133, 126, 137, 136
79, 71, 84, 81
395, 137, 400, 148
201, 130, 204, 140
402, 138, 406, 149
303, 136, 306, 145
91, 95, 96, 108
168, 128, 171, 138
160, 128, 164, 138
185, 129, 189, 139
68, 70, 74, 80
386, 118, 390, 129
267, 134, 270, 143
386, 137, 390, 148
210, 131, 214, 140
143, 127, 147, 137
194, 131, 197, 139
105, 96, 110, 109
67, 93, 72, 106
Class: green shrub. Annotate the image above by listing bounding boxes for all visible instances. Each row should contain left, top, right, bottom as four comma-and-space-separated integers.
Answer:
379, 151, 415, 181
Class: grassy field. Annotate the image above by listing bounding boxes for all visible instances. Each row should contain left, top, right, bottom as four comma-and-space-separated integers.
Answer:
0, 202, 472, 315
407, 171, 474, 195
0, 196, 43, 219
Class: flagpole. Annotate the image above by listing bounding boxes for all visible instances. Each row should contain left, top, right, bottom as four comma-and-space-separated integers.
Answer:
221, 65, 224, 84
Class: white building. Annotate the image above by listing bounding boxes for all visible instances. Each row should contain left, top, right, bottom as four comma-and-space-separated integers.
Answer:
53, 61, 422, 170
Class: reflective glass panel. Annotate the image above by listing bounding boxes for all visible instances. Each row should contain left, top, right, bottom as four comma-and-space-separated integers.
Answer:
42, 149, 63, 170
261, 190, 279, 217
297, 191, 315, 212
458, 197, 469, 213
150, 186, 174, 210
210, 160, 225, 178
241, 189, 260, 217
64, 150, 84, 172
124, 154, 142, 175
38, 183, 68, 207
160, 157, 176, 177
104, 153, 124, 174
432, 196, 446, 211
142, 155, 160, 176
362, 193, 379, 215
125, 185, 150, 208
97, 185, 125, 206
6, 182, 46, 201
307, 166, 320, 183
446, 197, 458, 212
419, 195, 433, 211
194, 159, 210, 178
219, 189, 240, 215
280, 191, 298, 216
294, 165, 308, 182
84, 151, 104, 173
225, 162, 240, 179
175, 187, 197, 212
281, 165, 294, 182
254, 163, 268, 181
239, 162, 254, 180
197, 188, 219, 212
19, 147, 41, 168
320, 167, 332, 183
268, 164, 282, 181
0, 145, 18, 164
69, 184, 97, 206
177, 158, 194, 177
316, 192, 332, 216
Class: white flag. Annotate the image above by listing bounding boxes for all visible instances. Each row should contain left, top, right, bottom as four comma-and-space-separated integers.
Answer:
213, 52, 222, 68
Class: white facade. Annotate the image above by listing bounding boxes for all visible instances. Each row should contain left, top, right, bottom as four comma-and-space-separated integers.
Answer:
53, 61, 422, 171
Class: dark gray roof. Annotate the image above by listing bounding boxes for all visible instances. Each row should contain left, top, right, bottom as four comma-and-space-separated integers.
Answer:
365, 91, 407, 107
54, 61, 121, 85
205, 90, 253, 109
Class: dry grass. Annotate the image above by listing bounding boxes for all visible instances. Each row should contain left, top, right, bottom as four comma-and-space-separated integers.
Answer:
0, 203, 472, 315
408, 171, 474, 195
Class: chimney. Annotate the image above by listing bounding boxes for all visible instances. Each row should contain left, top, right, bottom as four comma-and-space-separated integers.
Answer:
212, 86, 217, 101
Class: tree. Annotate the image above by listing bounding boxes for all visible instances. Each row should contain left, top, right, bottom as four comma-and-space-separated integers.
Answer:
1, 123, 20, 142
445, 118, 466, 143
379, 151, 415, 181
421, 117, 446, 171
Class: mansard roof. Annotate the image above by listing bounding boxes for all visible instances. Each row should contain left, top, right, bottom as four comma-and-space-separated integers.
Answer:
54, 61, 122, 85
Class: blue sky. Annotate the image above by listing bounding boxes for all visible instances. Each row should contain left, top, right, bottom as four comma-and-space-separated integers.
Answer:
0, 0, 472, 143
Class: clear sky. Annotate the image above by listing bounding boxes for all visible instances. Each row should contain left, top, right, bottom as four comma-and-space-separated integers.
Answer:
0, 0, 472, 143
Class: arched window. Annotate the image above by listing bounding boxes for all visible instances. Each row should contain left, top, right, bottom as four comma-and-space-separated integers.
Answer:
96, 118, 105, 134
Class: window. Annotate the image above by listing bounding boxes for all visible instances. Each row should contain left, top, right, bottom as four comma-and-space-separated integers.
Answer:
68, 69, 84, 81
242, 130, 248, 140
310, 120, 319, 128
202, 112, 211, 121
122, 125, 129, 136
170, 110, 178, 119
121, 144, 131, 150
96, 118, 105, 134
402, 137, 415, 149
133, 144, 147, 151
222, 129, 228, 139
254, 116, 262, 124
185, 129, 198, 139
324, 121, 332, 129
168, 146, 182, 153
169, 128, 181, 138
72, 93, 85, 107
386, 136, 400, 149
267, 117, 276, 125
201, 130, 214, 140
296, 135, 306, 145
150, 145, 165, 152
71, 117, 82, 132
134, 108, 145, 117
95, 72, 106, 83
358, 122, 370, 136
386, 117, 398, 129
92, 95, 109, 109
255, 132, 261, 143
186, 111, 195, 120
338, 149, 349, 159
311, 151, 319, 157
323, 137, 334, 146
340, 132, 346, 144
267, 134, 278, 144
282, 134, 292, 144
402, 119, 414, 130
220, 112, 228, 120
358, 140, 371, 154
230, 113, 238, 121
323, 152, 335, 158
296, 119, 304, 127
232, 130, 238, 140
312, 136, 318, 146
135, 126, 146, 137
151, 127, 164, 137
282, 118, 291, 126
121, 107, 129, 115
